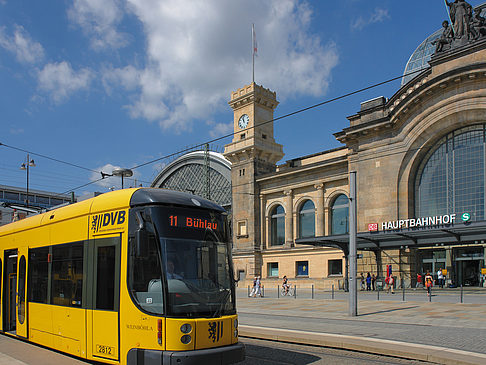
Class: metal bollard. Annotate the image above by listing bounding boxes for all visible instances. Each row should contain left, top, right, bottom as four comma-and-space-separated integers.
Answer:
429, 287, 432, 302
278, 285, 280, 299
262, 285, 264, 298
312, 284, 314, 299
332, 284, 334, 300
377, 286, 380, 301
461, 285, 464, 303
294, 286, 297, 299
248, 285, 250, 297
402, 285, 405, 302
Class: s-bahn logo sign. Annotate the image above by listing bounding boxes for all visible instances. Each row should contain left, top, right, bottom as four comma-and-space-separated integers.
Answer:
368, 213, 470, 232
91, 210, 126, 234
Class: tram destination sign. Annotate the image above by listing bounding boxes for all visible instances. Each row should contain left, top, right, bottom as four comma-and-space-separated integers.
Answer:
368, 213, 466, 232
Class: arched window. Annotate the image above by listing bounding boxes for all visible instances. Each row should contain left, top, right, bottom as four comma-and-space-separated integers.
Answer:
299, 200, 315, 238
331, 194, 349, 235
270, 205, 285, 246
416, 125, 485, 221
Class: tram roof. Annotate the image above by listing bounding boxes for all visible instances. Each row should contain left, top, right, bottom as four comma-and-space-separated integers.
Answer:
296, 220, 486, 255
0, 188, 224, 235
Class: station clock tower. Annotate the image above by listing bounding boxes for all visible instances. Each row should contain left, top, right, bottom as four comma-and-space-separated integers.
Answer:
223, 83, 284, 278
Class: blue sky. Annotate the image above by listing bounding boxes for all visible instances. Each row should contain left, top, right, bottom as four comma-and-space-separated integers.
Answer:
1, 0, 482, 199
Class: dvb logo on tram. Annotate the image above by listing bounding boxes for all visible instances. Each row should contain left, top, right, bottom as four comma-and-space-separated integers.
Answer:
91, 210, 126, 234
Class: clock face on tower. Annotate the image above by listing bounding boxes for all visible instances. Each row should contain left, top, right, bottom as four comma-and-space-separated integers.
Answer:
238, 114, 250, 129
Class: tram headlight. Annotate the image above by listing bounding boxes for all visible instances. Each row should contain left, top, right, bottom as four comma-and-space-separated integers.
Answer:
181, 335, 192, 344
234, 329, 238, 338
180, 323, 192, 334
234, 318, 238, 329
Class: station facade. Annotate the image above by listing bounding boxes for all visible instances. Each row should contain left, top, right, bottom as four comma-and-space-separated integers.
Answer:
224, 3, 486, 288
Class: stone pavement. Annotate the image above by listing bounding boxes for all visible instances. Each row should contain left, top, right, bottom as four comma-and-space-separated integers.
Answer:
236, 291, 486, 364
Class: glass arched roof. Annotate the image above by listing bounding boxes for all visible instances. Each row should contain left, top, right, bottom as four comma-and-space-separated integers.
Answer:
151, 151, 232, 209
401, 3, 486, 86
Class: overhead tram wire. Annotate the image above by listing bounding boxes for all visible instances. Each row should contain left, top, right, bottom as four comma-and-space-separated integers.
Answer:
0, 142, 101, 174
129, 68, 424, 171
2, 68, 425, 196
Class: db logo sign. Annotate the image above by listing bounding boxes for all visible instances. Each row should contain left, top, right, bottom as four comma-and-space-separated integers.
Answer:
368, 223, 378, 232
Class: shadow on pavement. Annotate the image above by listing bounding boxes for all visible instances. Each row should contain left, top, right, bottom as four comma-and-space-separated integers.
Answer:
358, 305, 420, 316
238, 341, 320, 364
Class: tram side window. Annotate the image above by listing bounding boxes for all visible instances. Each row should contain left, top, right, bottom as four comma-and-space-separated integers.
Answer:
51, 243, 84, 307
96, 244, 116, 310
128, 229, 164, 315
29, 248, 49, 304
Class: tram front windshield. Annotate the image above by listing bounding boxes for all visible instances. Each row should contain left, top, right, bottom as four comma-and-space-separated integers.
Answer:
132, 206, 235, 318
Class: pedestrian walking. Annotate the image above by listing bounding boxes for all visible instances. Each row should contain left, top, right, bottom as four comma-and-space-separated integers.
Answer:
255, 276, 262, 297
425, 271, 433, 297
386, 275, 395, 294
416, 273, 423, 289
249, 277, 257, 297
360, 273, 365, 291
437, 269, 444, 288
371, 273, 376, 291
366, 272, 372, 291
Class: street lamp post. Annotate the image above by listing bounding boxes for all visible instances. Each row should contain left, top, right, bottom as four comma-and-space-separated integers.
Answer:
20, 153, 36, 208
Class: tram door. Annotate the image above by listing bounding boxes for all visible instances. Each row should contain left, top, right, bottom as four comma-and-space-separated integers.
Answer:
3, 250, 17, 333
16, 248, 28, 338
90, 237, 120, 362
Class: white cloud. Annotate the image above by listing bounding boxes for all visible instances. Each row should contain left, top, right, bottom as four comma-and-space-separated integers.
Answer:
37, 61, 93, 104
207, 120, 233, 139
106, 0, 339, 133
351, 7, 390, 31
67, 0, 128, 50
0, 25, 45, 64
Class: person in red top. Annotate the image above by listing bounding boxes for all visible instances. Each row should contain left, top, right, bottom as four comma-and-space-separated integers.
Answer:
416, 273, 423, 288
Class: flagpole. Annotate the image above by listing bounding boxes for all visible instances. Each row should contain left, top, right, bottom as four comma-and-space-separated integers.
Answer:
443, 0, 453, 26
252, 24, 255, 84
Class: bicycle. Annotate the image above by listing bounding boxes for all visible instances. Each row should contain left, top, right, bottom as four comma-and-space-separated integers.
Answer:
280, 284, 294, 296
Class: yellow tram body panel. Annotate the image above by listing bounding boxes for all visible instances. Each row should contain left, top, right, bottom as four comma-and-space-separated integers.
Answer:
0, 188, 244, 365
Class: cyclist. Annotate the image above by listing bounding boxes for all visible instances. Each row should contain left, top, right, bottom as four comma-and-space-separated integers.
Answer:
282, 275, 290, 295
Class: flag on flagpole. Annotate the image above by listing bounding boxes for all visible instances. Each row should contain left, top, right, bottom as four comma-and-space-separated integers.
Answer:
252, 24, 258, 57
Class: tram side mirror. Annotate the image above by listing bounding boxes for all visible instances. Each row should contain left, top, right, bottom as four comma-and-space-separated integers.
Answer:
135, 228, 150, 258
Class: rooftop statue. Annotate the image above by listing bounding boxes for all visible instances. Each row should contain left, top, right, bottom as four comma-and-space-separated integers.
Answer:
470, 8, 486, 40
433, 20, 454, 52
446, 0, 473, 41
435, 1, 485, 53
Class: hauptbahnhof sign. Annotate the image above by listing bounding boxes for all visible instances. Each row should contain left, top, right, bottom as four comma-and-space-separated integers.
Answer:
369, 213, 471, 232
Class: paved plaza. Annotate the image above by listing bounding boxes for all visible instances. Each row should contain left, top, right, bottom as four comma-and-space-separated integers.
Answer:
237, 287, 486, 364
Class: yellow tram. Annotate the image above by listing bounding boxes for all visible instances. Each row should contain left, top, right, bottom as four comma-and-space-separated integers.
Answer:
0, 188, 244, 364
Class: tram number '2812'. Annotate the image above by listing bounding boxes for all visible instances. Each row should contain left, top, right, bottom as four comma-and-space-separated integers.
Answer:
96, 344, 115, 356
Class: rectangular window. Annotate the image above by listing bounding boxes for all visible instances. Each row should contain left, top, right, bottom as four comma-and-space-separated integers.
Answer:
267, 262, 278, 277
50, 198, 63, 206
296, 261, 309, 277
4, 192, 19, 201
237, 220, 247, 236
51, 242, 84, 307
36, 196, 49, 204
328, 259, 343, 276
28, 248, 50, 304
96, 244, 116, 310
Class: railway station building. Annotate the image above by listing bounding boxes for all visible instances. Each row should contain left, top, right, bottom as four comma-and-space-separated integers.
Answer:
223, 2, 486, 288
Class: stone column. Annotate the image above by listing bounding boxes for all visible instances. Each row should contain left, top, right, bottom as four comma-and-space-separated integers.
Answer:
284, 189, 293, 247
314, 183, 324, 236
324, 207, 331, 236
260, 194, 266, 250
